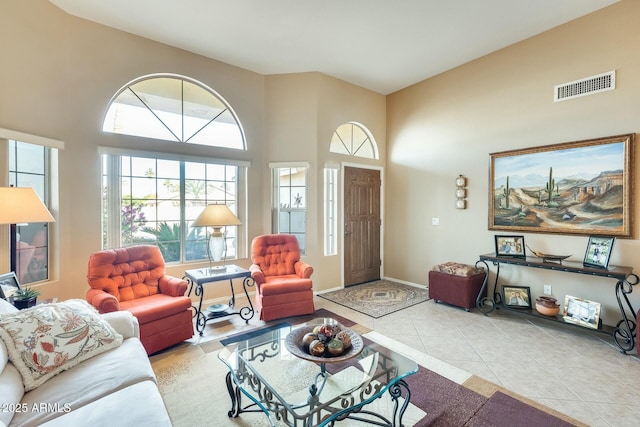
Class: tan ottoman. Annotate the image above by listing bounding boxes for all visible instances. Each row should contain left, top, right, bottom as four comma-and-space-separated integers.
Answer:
428, 262, 487, 311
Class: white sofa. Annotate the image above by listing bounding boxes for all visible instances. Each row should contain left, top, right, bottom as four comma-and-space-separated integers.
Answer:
0, 298, 171, 427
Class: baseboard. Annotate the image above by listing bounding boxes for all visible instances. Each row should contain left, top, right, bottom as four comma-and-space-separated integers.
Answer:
382, 276, 426, 289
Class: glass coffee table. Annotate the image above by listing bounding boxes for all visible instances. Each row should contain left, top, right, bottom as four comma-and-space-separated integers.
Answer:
218, 318, 418, 426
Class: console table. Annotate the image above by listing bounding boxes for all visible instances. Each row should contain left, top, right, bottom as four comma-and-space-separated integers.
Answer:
185, 265, 255, 335
477, 253, 639, 354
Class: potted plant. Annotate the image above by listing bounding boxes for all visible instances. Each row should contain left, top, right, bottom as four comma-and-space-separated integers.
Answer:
12, 286, 41, 309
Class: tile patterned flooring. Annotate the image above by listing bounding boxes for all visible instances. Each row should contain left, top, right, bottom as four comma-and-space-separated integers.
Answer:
194, 295, 640, 427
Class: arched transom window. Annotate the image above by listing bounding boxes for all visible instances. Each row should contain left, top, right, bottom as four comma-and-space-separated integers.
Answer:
103, 74, 245, 149
330, 122, 378, 159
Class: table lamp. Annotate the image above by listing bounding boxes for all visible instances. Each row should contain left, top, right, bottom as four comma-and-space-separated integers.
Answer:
0, 187, 56, 275
193, 203, 241, 272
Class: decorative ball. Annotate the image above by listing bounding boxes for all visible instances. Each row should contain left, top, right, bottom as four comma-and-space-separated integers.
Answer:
335, 330, 352, 349
308, 339, 326, 357
302, 332, 317, 347
327, 339, 344, 356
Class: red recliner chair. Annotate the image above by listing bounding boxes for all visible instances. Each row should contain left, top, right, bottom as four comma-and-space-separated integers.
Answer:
86, 245, 194, 355
250, 234, 315, 321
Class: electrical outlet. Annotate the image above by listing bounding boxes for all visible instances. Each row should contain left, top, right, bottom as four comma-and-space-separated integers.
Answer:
432, 217, 440, 226
543, 284, 552, 295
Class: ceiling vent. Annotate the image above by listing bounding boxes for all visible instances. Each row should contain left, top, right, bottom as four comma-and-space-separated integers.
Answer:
554, 70, 615, 102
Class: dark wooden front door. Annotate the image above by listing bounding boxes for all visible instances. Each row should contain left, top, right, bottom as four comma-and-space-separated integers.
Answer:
344, 167, 381, 286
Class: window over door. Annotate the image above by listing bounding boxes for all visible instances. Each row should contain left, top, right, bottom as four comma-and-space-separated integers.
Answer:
330, 122, 378, 159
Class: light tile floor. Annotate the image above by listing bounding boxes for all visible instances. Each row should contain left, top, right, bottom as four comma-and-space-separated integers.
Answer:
193, 295, 640, 427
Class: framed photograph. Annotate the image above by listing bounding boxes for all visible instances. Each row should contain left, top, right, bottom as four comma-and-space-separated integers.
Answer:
562, 295, 601, 330
502, 285, 532, 309
489, 134, 634, 237
583, 236, 615, 269
0, 272, 21, 300
495, 235, 525, 258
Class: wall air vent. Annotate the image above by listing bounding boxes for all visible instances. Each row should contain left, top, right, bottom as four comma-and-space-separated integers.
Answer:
554, 70, 615, 102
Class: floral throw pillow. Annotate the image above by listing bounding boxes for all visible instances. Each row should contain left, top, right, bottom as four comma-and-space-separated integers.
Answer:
0, 299, 123, 391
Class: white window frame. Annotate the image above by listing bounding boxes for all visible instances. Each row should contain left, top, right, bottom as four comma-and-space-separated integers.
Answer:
324, 164, 339, 256
0, 128, 62, 284
270, 162, 309, 255
100, 147, 248, 264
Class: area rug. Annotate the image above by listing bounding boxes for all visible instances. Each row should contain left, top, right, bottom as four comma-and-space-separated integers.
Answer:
318, 280, 430, 318
151, 309, 583, 427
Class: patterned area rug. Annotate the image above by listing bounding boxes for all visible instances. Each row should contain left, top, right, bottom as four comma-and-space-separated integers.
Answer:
318, 280, 430, 318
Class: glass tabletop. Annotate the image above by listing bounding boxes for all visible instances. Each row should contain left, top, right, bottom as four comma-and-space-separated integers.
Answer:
218, 318, 418, 427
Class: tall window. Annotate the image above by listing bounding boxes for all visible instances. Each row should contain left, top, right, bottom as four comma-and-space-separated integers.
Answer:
324, 166, 338, 256
9, 141, 53, 284
330, 122, 378, 159
102, 152, 243, 263
103, 74, 245, 150
271, 164, 307, 254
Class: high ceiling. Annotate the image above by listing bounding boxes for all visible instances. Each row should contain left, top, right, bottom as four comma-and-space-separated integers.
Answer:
49, 0, 618, 95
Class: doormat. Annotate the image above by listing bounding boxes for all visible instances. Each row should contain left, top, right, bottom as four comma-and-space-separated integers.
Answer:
318, 280, 430, 318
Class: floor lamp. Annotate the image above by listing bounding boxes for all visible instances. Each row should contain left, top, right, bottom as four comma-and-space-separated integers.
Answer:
193, 204, 241, 272
0, 187, 56, 276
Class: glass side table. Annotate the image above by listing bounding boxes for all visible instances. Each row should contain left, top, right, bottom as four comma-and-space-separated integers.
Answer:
184, 265, 255, 335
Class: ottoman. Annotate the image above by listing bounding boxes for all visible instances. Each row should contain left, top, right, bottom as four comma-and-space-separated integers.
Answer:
428, 262, 487, 311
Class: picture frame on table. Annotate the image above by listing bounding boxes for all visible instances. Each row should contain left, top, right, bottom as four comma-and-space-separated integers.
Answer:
0, 272, 21, 300
583, 236, 615, 269
502, 285, 532, 309
495, 235, 526, 258
562, 295, 601, 330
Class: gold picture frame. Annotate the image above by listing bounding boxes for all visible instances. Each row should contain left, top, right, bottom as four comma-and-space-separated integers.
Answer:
489, 134, 634, 237
562, 295, 601, 330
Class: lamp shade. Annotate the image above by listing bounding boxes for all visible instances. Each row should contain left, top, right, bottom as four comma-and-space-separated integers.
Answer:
0, 187, 55, 224
193, 204, 241, 227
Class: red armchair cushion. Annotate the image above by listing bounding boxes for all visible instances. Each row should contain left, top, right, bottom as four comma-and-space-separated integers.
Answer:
87, 245, 173, 302
251, 234, 307, 277
120, 294, 192, 324
260, 276, 313, 295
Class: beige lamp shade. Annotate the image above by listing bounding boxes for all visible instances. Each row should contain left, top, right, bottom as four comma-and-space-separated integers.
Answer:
0, 187, 55, 224
193, 204, 240, 270
193, 204, 241, 227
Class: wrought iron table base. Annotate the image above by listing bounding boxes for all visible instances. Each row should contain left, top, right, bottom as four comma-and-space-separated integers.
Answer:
187, 274, 255, 336
224, 371, 411, 427
476, 254, 639, 354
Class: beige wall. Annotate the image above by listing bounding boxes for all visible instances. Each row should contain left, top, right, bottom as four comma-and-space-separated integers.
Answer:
264, 73, 386, 289
3, 0, 636, 326
386, 0, 640, 324
0, 1, 386, 301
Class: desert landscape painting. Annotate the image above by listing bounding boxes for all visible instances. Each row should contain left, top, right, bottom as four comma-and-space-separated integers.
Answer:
489, 134, 634, 237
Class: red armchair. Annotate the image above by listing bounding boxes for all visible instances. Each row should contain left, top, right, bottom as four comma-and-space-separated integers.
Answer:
86, 245, 194, 355
250, 234, 315, 321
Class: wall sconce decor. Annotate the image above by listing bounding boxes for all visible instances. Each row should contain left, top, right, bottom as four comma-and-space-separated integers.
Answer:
456, 175, 467, 209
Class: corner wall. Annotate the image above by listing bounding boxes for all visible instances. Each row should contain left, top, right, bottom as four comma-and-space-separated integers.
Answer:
386, 0, 640, 323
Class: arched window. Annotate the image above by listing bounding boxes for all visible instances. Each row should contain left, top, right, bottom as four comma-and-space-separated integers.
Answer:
103, 74, 245, 149
330, 122, 378, 159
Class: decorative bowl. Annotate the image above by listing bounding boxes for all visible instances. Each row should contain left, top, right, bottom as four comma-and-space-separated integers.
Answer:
535, 298, 560, 316
285, 324, 364, 363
